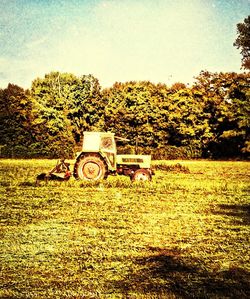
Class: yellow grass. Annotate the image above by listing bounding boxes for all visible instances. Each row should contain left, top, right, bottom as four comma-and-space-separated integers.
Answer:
0, 159, 249, 298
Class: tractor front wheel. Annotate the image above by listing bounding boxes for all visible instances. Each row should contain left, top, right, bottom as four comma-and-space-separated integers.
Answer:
131, 169, 152, 182
74, 154, 108, 181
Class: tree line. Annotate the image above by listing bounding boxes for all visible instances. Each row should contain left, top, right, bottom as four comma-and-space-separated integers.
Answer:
1, 16, 249, 160
0, 70, 249, 159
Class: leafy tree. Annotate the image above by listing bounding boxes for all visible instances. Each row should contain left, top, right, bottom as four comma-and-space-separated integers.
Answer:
193, 71, 250, 157
31, 103, 75, 158
103, 81, 209, 158
0, 84, 34, 156
234, 16, 250, 70
103, 81, 161, 150
31, 71, 78, 110
170, 82, 187, 91
30, 72, 77, 156
67, 74, 104, 142
31, 72, 104, 144
164, 87, 211, 157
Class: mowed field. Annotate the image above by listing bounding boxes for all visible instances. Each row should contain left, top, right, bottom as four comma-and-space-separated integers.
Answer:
0, 159, 249, 298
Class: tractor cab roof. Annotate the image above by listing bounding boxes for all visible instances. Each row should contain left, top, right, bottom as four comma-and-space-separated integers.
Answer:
83, 131, 115, 138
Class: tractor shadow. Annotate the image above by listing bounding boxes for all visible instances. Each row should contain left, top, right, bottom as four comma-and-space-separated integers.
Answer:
109, 247, 250, 298
212, 204, 250, 225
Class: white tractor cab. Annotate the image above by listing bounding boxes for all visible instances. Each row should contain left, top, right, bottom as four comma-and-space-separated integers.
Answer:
73, 131, 154, 181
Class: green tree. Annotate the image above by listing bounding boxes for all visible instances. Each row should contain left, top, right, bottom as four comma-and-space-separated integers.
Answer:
170, 82, 187, 91
165, 87, 211, 157
31, 72, 104, 144
0, 84, 34, 157
103, 81, 161, 151
234, 15, 250, 70
193, 71, 250, 157
30, 72, 104, 156
67, 74, 104, 142
30, 72, 77, 156
31, 71, 79, 112
31, 103, 75, 158
103, 80, 214, 158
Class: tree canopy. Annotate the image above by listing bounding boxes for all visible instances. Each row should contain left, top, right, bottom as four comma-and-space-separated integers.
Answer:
0, 70, 249, 159
234, 15, 250, 70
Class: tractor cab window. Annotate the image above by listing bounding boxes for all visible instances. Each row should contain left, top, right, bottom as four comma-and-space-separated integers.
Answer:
82, 133, 100, 151
100, 137, 115, 151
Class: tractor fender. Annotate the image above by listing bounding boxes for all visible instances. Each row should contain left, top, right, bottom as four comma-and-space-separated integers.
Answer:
75, 152, 107, 167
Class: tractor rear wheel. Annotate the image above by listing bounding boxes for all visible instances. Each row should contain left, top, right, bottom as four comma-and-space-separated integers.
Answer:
131, 169, 151, 182
74, 154, 108, 181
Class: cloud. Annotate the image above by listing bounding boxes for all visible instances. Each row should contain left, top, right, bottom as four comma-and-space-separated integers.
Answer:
26, 35, 49, 49
0, 72, 7, 80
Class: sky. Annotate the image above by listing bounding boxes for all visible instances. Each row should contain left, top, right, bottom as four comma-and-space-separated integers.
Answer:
0, 0, 249, 89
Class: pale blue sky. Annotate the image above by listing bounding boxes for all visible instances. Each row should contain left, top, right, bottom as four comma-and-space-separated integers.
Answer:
0, 0, 249, 89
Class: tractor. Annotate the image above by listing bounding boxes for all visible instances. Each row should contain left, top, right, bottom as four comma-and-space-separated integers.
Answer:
73, 131, 154, 181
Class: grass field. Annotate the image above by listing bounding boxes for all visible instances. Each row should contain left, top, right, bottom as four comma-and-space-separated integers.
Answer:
0, 159, 249, 298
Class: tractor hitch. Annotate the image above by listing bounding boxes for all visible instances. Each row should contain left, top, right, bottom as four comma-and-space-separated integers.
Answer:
36, 159, 71, 182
